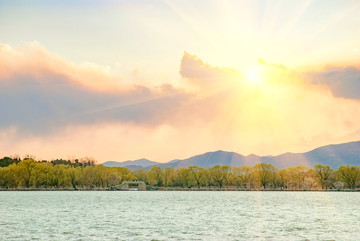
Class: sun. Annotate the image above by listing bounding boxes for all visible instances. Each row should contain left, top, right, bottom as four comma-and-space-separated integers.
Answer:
245, 71, 262, 84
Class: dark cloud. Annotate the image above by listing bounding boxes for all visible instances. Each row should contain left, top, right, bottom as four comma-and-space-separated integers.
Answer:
304, 66, 360, 99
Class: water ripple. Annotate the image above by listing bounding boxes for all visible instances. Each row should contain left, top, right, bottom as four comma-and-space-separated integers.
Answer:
0, 191, 359, 240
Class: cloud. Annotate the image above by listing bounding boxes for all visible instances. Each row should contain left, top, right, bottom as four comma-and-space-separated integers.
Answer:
0, 42, 117, 92
303, 66, 360, 99
257, 58, 288, 71
2, 43, 360, 163
179, 51, 242, 87
0, 42, 188, 134
1, 43, 242, 140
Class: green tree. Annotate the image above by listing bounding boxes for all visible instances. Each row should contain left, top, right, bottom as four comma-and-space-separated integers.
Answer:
336, 165, 360, 189
51, 165, 70, 188
67, 167, 81, 190
277, 168, 289, 189
133, 169, 148, 183
210, 165, 229, 188
253, 163, 277, 189
287, 165, 312, 190
163, 167, 175, 187
232, 165, 252, 189
179, 168, 191, 187
201, 168, 213, 188
147, 166, 163, 186
31, 162, 45, 187
189, 166, 204, 188
115, 167, 135, 183
314, 164, 333, 189
17, 159, 36, 187
6, 164, 21, 188
0, 156, 20, 167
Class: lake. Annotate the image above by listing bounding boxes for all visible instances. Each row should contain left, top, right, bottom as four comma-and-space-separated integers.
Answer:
0, 191, 359, 240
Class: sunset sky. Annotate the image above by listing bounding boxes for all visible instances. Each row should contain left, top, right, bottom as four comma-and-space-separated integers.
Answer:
1, 0, 360, 163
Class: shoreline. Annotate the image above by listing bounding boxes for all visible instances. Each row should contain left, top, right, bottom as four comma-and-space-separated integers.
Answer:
1, 187, 359, 192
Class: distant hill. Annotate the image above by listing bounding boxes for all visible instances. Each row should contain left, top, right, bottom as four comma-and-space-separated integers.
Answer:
102, 158, 160, 169
102, 141, 360, 169
159, 151, 250, 168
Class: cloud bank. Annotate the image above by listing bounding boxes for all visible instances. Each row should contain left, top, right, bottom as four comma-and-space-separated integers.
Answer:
0, 43, 190, 134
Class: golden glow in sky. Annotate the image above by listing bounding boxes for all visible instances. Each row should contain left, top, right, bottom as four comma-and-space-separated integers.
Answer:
1, 0, 360, 162
246, 71, 261, 84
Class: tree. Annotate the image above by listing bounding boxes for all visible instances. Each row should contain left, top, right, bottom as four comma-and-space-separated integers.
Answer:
18, 159, 36, 187
232, 165, 252, 189
210, 165, 229, 188
133, 169, 148, 183
80, 156, 97, 167
93, 165, 111, 188
336, 165, 360, 189
118, 167, 135, 182
253, 163, 277, 189
277, 168, 289, 189
31, 162, 45, 188
5, 164, 21, 188
67, 167, 81, 190
0, 156, 20, 167
147, 166, 163, 186
221, 165, 231, 187
163, 167, 175, 187
314, 164, 333, 189
51, 164, 70, 188
201, 168, 213, 188
189, 166, 204, 188
287, 165, 313, 190
179, 168, 191, 187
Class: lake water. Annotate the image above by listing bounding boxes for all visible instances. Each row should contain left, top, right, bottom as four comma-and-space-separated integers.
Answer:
0, 191, 359, 240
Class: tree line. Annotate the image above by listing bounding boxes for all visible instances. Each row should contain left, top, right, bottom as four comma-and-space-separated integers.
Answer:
0, 157, 359, 190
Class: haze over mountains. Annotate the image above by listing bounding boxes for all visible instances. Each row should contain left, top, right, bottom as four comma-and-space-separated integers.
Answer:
103, 141, 360, 170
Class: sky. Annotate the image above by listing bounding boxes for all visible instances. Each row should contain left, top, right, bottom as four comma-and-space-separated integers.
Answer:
1, 0, 360, 163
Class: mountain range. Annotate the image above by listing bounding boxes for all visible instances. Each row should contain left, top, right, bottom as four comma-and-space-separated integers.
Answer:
102, 140, 360, 170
